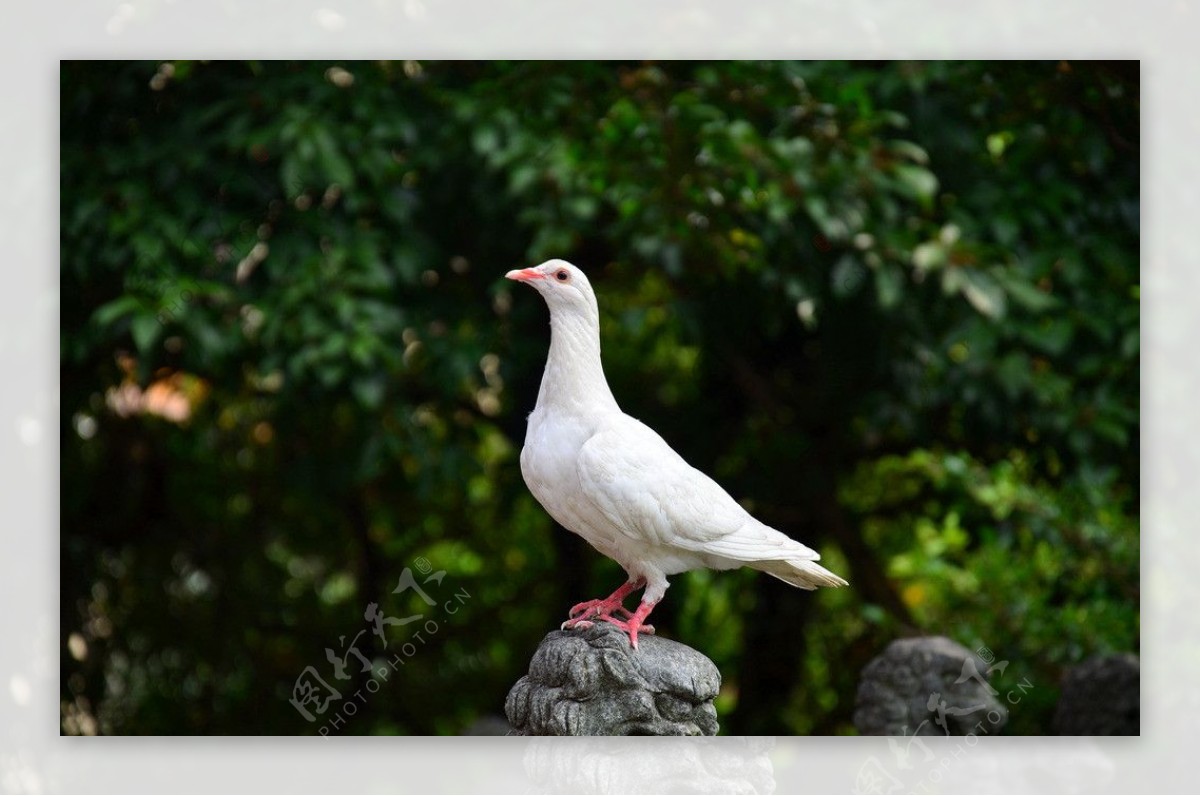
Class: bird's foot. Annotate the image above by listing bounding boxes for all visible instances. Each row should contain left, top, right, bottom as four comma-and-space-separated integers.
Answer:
598, 600, 658, 650
598, 615, 655, 639
560, 606, 632, 632
561, 613, 654, 642
561, 618, 595, 631
567, 596, 634, 622
564, 580, 643, 623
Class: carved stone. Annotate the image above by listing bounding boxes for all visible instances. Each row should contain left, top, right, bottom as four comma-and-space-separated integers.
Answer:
854, 636, 1008, 735
505, 622, 721, 735
1053, 653, 1139, 735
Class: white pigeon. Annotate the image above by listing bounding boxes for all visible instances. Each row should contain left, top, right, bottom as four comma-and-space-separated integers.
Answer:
507, 259, 848, 648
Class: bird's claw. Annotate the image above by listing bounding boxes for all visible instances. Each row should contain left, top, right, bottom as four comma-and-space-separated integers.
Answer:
596, 615, 655, 648
598, 615, 654, 635
568, 598, 633, 621
564, 588, 655, 647
561, 618, 595, 631
561, 614, 654, 649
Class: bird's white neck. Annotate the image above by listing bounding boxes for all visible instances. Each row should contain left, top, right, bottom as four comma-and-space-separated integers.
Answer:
536, 305, 619, 414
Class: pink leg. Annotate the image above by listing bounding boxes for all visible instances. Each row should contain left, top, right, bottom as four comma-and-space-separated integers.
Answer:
599, 599, 658, 649
562, 579, 644, 628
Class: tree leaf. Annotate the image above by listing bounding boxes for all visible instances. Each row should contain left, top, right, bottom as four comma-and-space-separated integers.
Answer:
958, 268, 1007, 319
92, 295, 142, 328
893, 164, 939, 207
130, 313, 162, 355
997, 271, 1059, 312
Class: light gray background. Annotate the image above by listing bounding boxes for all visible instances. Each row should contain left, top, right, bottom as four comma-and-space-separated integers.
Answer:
2, 1, 1184, 792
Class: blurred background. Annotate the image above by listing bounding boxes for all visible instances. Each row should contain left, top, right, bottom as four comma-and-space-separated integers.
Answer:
60, 60, 1138, 735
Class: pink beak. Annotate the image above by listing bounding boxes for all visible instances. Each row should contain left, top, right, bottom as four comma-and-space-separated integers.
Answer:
505, 267, 544, 282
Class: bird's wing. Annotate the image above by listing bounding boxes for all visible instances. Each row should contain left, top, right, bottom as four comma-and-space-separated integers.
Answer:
575, 417, 820, 563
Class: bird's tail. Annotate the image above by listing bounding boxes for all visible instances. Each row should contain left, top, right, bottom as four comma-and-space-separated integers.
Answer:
755, 558, 849, 590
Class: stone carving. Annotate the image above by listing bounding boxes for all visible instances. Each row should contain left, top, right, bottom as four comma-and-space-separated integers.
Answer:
506, 622, 721, 736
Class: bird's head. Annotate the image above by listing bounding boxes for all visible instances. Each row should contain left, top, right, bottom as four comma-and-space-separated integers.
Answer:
505, 259, 599, 320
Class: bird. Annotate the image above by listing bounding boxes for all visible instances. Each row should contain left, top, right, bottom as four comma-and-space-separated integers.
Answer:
506, 259, 848, 648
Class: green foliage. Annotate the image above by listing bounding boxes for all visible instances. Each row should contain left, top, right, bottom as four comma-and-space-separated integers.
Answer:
61, 60, 1138, 735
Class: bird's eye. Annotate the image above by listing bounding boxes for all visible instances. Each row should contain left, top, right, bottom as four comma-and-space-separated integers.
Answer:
555, 269, 570, 282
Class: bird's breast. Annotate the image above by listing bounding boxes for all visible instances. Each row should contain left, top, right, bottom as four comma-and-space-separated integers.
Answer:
520, 409, 588, 508
519, 409, 625, 558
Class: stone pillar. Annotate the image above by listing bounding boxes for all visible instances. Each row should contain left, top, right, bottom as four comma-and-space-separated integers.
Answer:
505, 622, 721, 735
1053, 653, 1139, 735
854, 636, 1008, 735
